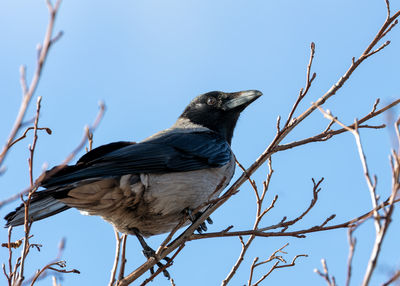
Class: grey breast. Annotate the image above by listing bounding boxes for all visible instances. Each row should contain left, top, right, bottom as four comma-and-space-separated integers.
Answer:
59, 156, 235, 237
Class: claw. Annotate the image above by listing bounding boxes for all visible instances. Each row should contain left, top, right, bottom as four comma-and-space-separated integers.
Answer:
184, 208, 214, 234
131, 228, 172, 279
200, 222, 208, 232
185, 209, 196, 222
157, 262, 171, 279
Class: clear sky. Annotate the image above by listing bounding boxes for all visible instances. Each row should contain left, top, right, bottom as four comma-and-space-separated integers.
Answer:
1, 0, 399, 285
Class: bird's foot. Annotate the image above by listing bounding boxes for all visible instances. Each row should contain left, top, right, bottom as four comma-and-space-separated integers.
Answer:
142, 246, 171, 279
131, 228, 171, 279
184, 208, 213, 234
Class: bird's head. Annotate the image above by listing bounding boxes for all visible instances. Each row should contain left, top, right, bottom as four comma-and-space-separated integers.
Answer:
179, 90, 262, 144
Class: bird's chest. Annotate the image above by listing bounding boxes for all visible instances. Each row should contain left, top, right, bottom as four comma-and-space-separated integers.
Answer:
141, 157, 235, 216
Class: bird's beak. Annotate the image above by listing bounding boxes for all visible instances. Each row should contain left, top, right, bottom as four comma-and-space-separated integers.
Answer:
222, 90, 263, 111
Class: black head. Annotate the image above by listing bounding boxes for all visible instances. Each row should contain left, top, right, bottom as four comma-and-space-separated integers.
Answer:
179, 90, 262, 144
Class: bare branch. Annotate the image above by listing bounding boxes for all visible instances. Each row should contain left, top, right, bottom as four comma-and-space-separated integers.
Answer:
0, 101, 106, 211
112, 5, 400, 284
139, 244, 185, 286
29, 260, 79, 285
367, 40, 391, 57
314, 259, 336, 286
22, 238, 66, 285
251, 244, 307, 286
274, 98, 399, 153
286, 42, 316, 126
0, 0, 62, 169
362, 118, 400, 286
109, 229, 122, 286
8, 127, 52, 150
314, 106, 382, 232
385, 0, 391, 19
346, 227, 357, 286
189, 195, 400, 241
314, 259, 337, 286
17, 96, 44, 284
382, 270, 400, 286
222, 159, 274, 286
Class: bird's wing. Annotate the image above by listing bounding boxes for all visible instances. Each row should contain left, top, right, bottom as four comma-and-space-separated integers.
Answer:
42, 131, 232, 187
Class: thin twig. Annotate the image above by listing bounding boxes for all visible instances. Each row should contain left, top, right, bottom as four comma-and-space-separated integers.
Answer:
286, 42, 317, 126
29, 260, 79, 286
22, 238, 66, 285
117, 6, 400, 283
362, 119, 400, 286
315, 106, 382, 232
221, 159, 275, 286
18, 96, 44, 284
0, 0, 62, 169
346, 227, 357, 286
140, 244, 185, 286
251, 244, 307, 286
314, 259, 336, 286
109, 229, 122, 286
8, 127, 52, 149
382, 270, 400, 286
0, 101, 106, 210
274, 98, 400, 153
189, 195, 400, 240
118, 234, 128, 282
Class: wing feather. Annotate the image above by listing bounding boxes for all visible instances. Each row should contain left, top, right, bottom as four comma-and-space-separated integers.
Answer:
42, 131, 232, 187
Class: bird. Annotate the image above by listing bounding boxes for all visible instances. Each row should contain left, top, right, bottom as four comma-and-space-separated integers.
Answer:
5, 90, 261, 259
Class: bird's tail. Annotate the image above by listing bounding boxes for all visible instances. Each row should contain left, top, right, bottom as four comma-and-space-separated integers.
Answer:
4, 192, 70, 227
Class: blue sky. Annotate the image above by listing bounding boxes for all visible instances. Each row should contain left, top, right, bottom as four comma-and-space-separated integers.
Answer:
1, 0, 399, 285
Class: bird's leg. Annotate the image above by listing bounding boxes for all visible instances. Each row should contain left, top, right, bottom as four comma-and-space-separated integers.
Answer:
184, 208, 213, 234
130, 228, 171, 279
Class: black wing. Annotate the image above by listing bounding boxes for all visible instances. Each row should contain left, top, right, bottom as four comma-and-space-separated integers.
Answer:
42, 131, 232, 188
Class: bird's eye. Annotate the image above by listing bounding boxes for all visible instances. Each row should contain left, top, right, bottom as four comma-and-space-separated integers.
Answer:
207, 97, 217, 106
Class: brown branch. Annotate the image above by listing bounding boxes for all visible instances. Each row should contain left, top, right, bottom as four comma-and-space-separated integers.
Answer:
346, 227, 357, 286
0, 101, 105, 210
29, 260, 79, 286
273, 98, 400, 153
109, 229, 122, 286
280, 177, 324, 232
363, 9, 400, 56
286, 42, 317, 126
2, 101, 104, 285
117, 6, 400, 284
385, 0, 391, 19
0, 0, 62, 169
85, 128, 94, 152
18, 95, 44, 284
189, 195, 400, 241
8, 126, 52, 150
118, 234, 128, 281
315, 106, 382, 232
222, 160, 275, 286
250, 244, 307, 286
381, 19, 398, 39
5, 227, 13, 286
22, 238, 66, 285
314, 259, 337, 286
28, 97, 42, 186
382, 270, 400, 286
139, 243, 185, 286
362, 119, 400, 286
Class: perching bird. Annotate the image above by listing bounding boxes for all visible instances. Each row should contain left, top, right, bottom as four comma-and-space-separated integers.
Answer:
5, 90, 261, 243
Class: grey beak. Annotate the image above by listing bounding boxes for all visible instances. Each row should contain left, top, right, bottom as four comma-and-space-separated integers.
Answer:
222, 90, 263, 111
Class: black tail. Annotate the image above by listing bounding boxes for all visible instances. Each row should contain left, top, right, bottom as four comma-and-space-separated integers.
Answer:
4, 192, 70, 227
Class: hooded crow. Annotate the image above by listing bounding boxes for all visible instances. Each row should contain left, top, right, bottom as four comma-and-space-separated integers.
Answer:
5, 90, 262, 240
